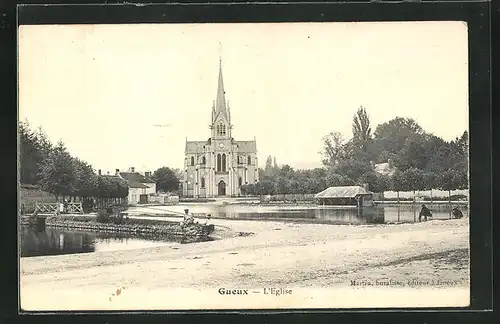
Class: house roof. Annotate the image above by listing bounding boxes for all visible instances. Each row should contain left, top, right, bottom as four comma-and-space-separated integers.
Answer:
20, 184, 38, 189
315, 186, 372, 199
374, 162, 396, 176
119, 172, 155, 188
128, 182, 149, 189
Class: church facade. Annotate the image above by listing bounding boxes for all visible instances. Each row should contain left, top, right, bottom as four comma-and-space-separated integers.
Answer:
183, 61, 259, 197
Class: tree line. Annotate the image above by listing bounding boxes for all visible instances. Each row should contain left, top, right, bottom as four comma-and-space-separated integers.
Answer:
19, 121, 129, 207
241, 107, 468, 200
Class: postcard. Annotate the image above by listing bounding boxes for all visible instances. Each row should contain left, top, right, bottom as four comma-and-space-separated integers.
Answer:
18, 21, 470, 311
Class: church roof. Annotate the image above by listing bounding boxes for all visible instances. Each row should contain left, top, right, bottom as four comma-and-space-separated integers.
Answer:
234, 140, 257, 153
185, 141, 208, 153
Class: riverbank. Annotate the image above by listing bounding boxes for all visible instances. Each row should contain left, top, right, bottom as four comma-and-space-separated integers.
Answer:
20, 215, 215, 239
20, 217, 469, 310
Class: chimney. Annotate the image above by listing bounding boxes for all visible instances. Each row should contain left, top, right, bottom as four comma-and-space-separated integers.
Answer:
98, 169, 101, 175
145, 171, 151, 178
130, 167, 135, 172
115, 169, 120, 175
106, 171, 110, 175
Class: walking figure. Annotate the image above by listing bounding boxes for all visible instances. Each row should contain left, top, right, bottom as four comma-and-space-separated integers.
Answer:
419, 204, 432, 222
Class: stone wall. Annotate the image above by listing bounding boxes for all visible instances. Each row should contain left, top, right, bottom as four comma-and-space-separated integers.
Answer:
21, 217, 213, 238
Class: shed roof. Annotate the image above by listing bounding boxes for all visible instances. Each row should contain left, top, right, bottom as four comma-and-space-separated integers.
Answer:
119, 172, 155, 188
315, 186, 372, 199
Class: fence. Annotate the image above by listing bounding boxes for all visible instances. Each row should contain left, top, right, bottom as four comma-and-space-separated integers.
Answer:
21, 202, 84, 215
261, 194, 316, 203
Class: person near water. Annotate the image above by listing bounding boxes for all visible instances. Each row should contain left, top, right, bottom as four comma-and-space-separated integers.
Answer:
419, 204, 432, 222
452, 207, 464, 219
182, 208, 195, 225
203, 214, 212, 225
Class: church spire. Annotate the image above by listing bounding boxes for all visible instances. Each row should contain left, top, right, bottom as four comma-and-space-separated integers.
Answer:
215, 57, 227, 114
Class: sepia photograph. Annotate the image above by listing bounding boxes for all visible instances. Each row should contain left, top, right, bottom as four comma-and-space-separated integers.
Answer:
18, 21, 470, 311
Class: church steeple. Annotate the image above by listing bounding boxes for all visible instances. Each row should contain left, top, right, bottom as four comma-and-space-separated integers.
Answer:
211, 56, 232, 139
214, 58, 228, 121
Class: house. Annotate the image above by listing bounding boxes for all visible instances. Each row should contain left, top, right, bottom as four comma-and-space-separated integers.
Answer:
315, 186, 374, 207
372, 159, 397, 177
113, 167, 157, 205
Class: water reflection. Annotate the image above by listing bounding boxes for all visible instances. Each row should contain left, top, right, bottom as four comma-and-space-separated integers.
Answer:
20, 226, 213, 258
20, 226, 95, 258
140, 203, 468, 225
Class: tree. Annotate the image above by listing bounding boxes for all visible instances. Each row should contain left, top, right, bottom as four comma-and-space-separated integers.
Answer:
334, 159, 372, 183
373, 117, 424, 156
326, 172, 355, 187
257, 179, 274, 195
320, 131, 347, 168
398, 135, 428, 171
352, 106, 372, 143
437, 169, 458, 203
38, 141, 76, 199
109, 176, 129, 198
153, 167, 180, 193
241, 184, 256, 196
274, 177, 291, 195
453, 169, 468, 190
358, 171, 390, 193
265, 156, 273, 172
390, 170, 406, 203
401, 168, 426, 201
72, 158, 98, 199
19, 121, 41, 185
423, 171, 438, 202
456, 130, 469, 156
171, 168, 184, 181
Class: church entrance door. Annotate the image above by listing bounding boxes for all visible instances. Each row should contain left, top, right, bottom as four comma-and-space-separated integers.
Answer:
217, 180, 226, 196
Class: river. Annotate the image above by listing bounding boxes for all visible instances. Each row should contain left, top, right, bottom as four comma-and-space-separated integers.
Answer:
20, 203, 467, 258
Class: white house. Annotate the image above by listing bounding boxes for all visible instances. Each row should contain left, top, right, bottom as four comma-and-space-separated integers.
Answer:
115, 167, 156, 205
372, 159, 397, 177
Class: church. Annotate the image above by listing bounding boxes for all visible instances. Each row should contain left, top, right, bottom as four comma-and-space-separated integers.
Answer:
182, 60, 259, 197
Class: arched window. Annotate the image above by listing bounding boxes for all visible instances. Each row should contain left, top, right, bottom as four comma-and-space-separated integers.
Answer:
238, 177, 242, 187
247, 156, 251, 164
237, 156, 241, 164
218, 123, 225, 136
202, 156, 206, 164
201, 177, 205, 188
221, 154, 226, 172
217, 154, 221, 172
191, 156, 195, 166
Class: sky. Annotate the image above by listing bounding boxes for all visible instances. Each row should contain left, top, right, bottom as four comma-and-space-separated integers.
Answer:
18, 22, 468, 173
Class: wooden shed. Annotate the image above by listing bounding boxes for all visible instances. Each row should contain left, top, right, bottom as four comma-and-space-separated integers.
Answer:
315, 186, 374, 207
